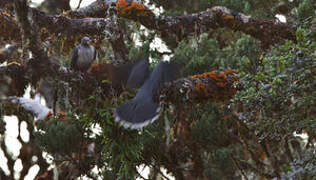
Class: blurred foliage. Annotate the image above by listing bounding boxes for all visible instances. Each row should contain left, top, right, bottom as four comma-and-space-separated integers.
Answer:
232, 28, 316, 178
297, 0, 315, 20
172, 33, 259, 76
35, 114, 85, 156
233, 28, 316, 139
190, 103, 239, 179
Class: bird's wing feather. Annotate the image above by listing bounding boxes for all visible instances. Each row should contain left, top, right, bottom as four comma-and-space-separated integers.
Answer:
114, 61, 179, 129
70, 45, 80, 69
93, 46, 97, 61
126, 60, 150, 89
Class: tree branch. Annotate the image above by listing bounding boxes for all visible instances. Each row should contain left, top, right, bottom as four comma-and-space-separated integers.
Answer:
0, 10, 21, 41
32, 9, 112, 36
159, 69, 238, 105
3, 1, 296, 49
69, 1, 297, 48
69, 0, 112, 18
76, 0, 83, 9
14, 0, 46, 59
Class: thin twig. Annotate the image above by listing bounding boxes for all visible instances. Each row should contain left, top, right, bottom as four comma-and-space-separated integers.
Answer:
136, 170, 149, 180
76, 0, 83, 9
231, 155, 249, 180
148, 163, 171, 180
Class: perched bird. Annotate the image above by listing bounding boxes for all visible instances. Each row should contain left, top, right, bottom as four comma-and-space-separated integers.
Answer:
70, 37, 96, 72
114, 61, 179, 129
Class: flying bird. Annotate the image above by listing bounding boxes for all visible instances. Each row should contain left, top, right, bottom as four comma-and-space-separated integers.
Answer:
70, 37, 96, 72
114, 61, 179, 129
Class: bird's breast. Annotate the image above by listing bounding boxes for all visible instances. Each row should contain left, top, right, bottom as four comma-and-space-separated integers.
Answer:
77, 46, 95, 67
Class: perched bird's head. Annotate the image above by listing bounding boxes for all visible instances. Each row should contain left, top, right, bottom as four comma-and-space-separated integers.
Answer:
81, 36, 91, 46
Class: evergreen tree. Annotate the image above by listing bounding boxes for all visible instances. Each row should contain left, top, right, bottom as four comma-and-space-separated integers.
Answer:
0, 0, 315, 179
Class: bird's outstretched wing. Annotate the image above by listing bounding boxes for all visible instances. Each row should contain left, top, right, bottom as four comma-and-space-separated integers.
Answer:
114, 61, 179, 129
126, 60, 150, 90
70, 45, 80, 70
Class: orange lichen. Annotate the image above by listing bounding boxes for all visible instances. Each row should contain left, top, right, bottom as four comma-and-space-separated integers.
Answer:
0, 10, 11, 18
116, 0, 130, 9
44, 111, 66, 122
223, 14, 234, 20
216, 82, 226, 88
191, 69, 238, 100
45, 111, 53, 122
116, 0, 152, 17
224, 69, 237, 74
193, 82, 209, 97
57, 111, 66, 121
2, 11, 11, 17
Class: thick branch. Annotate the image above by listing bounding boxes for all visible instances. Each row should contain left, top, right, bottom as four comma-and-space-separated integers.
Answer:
116, 4, 296, 48
68, 1, 297, 47
14, 0, 46, 58
69, 0, 112, 18
3, 2, 297, 49
32, 8, 114, 36
159, 69, 238, 104
156, 6, 296, 48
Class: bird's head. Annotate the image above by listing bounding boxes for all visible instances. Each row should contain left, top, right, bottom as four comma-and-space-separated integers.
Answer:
81, 36, 91, 46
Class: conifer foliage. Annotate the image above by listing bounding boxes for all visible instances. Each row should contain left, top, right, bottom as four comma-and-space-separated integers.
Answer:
0, 0, 315, 179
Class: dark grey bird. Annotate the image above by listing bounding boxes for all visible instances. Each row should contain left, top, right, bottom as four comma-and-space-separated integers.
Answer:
70, 37, 96, 72
114, 61, 179, 129
126, 59, 150, 90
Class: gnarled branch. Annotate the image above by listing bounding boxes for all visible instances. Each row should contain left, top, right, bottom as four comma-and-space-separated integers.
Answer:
2, 1, 296, 49
68, 1, 297, 48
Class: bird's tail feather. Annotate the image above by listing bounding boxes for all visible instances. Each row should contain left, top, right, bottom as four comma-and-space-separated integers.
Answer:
114, 98, 160, 129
